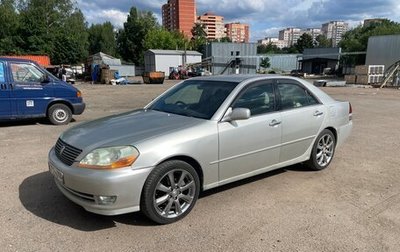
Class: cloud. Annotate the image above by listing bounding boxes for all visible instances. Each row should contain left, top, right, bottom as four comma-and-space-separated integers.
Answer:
76, 0, 400, 41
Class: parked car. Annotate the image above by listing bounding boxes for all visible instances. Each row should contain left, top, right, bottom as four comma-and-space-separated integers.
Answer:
0, 57, 85, 125
48, 75, 352, 224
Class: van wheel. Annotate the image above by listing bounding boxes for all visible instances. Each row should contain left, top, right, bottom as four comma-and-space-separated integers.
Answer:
48, 104, 72, 125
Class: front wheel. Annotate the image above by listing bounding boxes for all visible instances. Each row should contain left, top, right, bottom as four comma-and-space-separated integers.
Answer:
306, 129, 336, 170
48, 104, 72, 125
140, 160, 200, 224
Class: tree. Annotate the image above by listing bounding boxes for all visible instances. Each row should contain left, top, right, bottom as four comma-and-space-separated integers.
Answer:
116, 7, 158, 65
0, 0, 21, 54
315, 35, 332, 48
340, 19, 400, 52
190, 23, 207, 52
259, 57, 271, 69
88, 22, 117, 56
17, 0, 88, 64
219, 37, 232, 42
294, 33, 314, 53
257, 43, 281, 54
144, 28, 189, 51
339, 19, 400, 65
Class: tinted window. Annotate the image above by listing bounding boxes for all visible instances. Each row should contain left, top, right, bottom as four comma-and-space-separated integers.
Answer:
149, 80, 238, 119
278, 83, 318, 110
0, 63, 5, 83
11, 63, 44, 83
232, 83, 275, 116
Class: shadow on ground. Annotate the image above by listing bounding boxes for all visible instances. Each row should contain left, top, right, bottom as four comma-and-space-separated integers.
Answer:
20, 164, 311, 231
19, 171, 153, 232
0, 118, 76, 127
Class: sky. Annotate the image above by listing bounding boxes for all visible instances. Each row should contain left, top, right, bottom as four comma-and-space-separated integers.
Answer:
77, 0, 400, 42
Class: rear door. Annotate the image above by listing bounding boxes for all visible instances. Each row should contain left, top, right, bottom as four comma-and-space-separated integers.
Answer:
0, 61, 13, 118
276, 79, 325, 162
9, 62, 54, 116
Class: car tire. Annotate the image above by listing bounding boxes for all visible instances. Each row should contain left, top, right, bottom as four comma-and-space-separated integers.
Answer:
306, 129, 336, 171
140, 160, 200, 224
48, 104, 72, 125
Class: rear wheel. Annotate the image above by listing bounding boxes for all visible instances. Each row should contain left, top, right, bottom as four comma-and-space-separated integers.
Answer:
141, 160, 200, 224
306, 129, 336, 170
48, 104, 72, 125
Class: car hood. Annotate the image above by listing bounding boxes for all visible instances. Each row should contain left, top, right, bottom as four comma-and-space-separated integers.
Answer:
60, 109, 203, 151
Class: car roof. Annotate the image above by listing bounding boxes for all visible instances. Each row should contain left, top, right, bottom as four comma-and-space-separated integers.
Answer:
190, 74, 280, 83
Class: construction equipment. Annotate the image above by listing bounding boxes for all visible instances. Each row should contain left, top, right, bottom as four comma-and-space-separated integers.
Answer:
380, 60, 400, 88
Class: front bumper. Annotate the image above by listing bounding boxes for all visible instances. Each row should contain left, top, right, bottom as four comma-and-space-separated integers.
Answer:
72, 102, 85, 115
48, 148, 153, 215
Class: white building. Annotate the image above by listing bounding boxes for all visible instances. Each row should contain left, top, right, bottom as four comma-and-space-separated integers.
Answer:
304, 28, 322, 41
257, 37, 288, 49
144, 50, 202, 74
279, 28, 302, 46
322, 21, 349, 47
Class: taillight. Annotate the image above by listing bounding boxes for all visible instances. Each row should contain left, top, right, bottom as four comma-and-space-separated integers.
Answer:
349, 102, 352, 120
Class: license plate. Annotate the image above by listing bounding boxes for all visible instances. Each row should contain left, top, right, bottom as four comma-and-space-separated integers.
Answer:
49, 163, 64, 184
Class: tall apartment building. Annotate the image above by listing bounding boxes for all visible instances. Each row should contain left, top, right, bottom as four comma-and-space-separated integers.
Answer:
304, 28, 322, 41
257, 37, 288, 49
278, 28, 302, 46
225, 23, 250, 43
321, 21, 348, 47
162, 0, 196, 38
197, 12, 225, 41
364, 18, 386, 27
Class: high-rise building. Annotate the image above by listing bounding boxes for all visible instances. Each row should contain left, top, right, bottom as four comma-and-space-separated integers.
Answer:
321, 21, 349, 47
278, 28, 302, 46
162, 0, 196, 38
197, 12, 225, 41
304, 28, 322, 41
225, 23, 250, 43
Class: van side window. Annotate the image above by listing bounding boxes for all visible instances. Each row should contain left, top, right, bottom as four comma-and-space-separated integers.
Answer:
10, 63, 44, 83
0, 63, 5, 83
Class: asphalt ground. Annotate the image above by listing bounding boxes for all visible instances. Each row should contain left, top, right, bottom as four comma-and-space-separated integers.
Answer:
1, 80, 400, 251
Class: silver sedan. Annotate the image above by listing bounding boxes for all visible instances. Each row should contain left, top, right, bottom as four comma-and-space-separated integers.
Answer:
48, 75, 352, 224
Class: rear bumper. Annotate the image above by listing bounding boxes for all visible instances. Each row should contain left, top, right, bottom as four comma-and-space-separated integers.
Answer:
72, 102, 85, 115
337, 121, 353, 147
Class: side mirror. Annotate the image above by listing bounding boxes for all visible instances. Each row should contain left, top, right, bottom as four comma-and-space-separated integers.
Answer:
222, 107, 251, 122
41, 74, 51, 84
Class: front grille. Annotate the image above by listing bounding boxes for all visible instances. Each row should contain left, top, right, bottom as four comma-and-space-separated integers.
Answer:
55, 138, 82, 166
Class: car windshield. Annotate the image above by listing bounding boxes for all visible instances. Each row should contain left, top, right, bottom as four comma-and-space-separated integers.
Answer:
149, 80, 239, 119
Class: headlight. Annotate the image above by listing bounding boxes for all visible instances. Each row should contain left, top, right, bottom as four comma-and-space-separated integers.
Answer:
79, 146, 139, 170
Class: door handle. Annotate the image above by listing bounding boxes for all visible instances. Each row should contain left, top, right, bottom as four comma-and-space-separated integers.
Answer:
269, 119, 281, 127
313, 111, 324, 117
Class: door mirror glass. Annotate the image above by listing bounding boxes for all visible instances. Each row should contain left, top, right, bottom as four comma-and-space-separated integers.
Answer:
222, 107, 251, 122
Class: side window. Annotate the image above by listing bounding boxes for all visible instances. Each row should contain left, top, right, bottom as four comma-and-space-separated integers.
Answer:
277, 83, 319, 110
0, 63, 5, 83
232, 83, 275, 116
10, 63, 44, 83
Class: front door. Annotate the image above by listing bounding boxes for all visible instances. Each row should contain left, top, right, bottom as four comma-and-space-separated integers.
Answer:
9, 62, 53, 116
218, 81, 282, 183
0, 61, 12, 118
